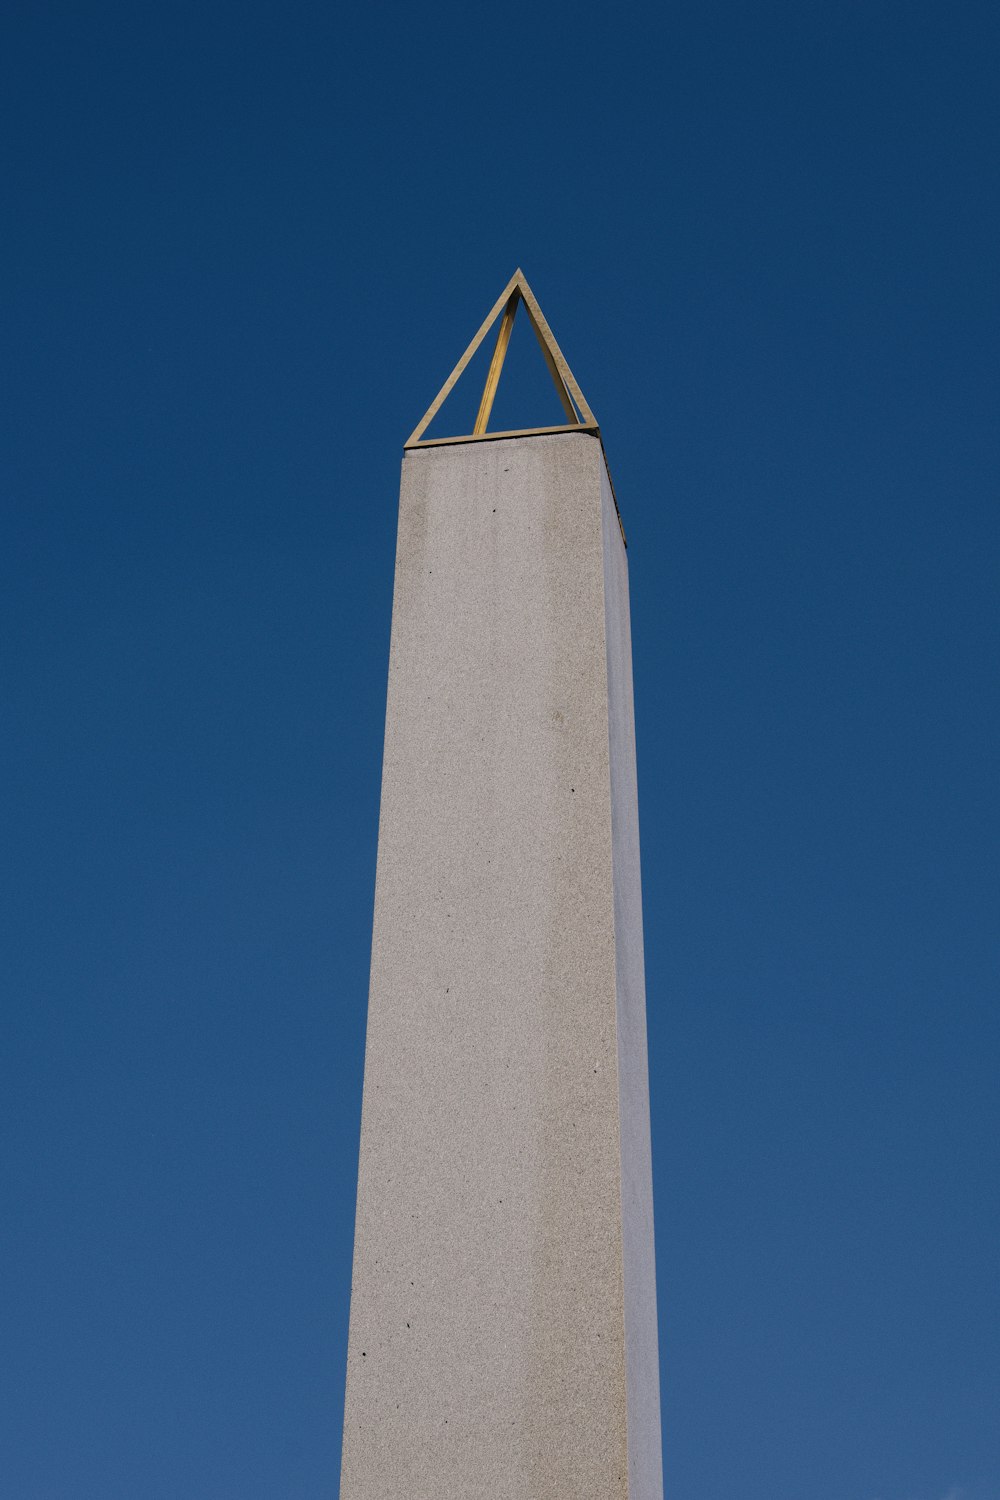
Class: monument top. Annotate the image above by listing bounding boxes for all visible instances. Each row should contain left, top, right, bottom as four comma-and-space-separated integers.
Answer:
405, 269, 626, 545
405, 268, 599, 451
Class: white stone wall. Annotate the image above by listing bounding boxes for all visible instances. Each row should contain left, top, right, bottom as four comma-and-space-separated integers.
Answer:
340, 432, 661, 1500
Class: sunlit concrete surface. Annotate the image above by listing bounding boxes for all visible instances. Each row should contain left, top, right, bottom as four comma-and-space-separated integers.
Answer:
340, 432, 661, 1500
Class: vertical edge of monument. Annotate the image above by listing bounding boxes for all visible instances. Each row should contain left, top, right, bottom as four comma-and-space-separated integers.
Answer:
601, 456, 664, 1500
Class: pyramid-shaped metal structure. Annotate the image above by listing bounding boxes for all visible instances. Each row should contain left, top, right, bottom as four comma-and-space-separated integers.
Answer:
405, 269, 599, 449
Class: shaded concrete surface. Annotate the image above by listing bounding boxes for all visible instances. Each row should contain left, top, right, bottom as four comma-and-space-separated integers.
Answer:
340, 432, 661, 1499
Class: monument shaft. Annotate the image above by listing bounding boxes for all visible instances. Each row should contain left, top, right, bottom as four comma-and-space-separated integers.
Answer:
340, 431, 661, 1499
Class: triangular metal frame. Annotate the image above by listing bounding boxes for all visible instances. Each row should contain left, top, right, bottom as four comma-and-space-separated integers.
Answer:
404, 269, 600, 450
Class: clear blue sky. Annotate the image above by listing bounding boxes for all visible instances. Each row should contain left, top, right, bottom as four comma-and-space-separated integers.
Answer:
2, 2, 997, 1497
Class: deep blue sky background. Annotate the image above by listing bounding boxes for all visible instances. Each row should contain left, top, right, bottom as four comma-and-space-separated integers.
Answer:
2, 2, 998, 1497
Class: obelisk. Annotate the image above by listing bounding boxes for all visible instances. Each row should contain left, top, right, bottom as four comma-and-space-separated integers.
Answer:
340, 272, 662, 1500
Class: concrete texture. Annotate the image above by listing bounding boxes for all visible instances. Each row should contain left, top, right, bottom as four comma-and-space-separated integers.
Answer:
340, 432, 662, 1499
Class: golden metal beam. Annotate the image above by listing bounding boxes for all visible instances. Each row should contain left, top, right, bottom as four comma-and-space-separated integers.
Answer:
513, 268, 596, 427
473, 289, 520, 435
405, 271, 523, 448
525, 313, 578, 423
409, 422, 600, 449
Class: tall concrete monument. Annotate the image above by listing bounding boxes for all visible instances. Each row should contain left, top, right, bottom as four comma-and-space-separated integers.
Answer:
340, 271, 662, 1499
